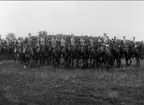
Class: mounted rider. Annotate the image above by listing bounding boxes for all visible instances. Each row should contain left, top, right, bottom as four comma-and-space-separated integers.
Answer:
34, 38, 40, 53
111, 36, 118, 48
51, 36, 57, 50
70, 35, 75, 47
112, 36, 117, 44
40, 37, 45, 46
80, 36, 85, 48
97, 36, 102, 47
122, 36, 127, 48
102, 33, 110, 52
132, 36, 137, 48
60, 36, 67, 50
89, 36, 94, 48
18, 38, 21, 47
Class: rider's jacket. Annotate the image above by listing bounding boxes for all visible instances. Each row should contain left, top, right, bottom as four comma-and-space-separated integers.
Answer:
61, 38, 66, 47
28, 38, 31, 46
98, 38, 101, 43
18, 40, 21, 46
51, 38, 57, 48
36, 41, 39, 47
70, 38, 75, 46
40, 38, 45, 45
112, 38, 117, 44
132, 39, 136, 44
90, 39, 94, 46
132, 39, 137, 47
102, 36, 109, 46
123, 38, 127, 47
80, 38, 85, 46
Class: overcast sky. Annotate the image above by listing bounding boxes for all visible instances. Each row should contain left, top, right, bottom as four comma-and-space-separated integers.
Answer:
0, 1, 144, 41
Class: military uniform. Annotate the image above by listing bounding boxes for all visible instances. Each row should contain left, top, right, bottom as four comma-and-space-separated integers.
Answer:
51, 38, 57, 49
18, 39, 21, 47
103, 34, 109, 47
70, 37, 75, 47
132, 37, 137, 48
123, 36, 127, 47
80, 38, 85, 47
97, 37, 102, 45
61, 38, 66, 50
90, 38, 94, 47
61, 38, 66, 46
101, 33, 110, 53
40, 38, 45, 45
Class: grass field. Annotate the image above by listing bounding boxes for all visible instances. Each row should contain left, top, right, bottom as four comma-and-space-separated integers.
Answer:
0, 59, 144, 105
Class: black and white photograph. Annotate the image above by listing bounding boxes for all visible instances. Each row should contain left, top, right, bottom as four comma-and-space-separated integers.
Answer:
0, 1, 144, 105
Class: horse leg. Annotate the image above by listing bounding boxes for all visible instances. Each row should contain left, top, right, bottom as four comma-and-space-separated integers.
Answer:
125, 58, 130, 67
76, 59, 79, 68
82, 59, 85, 69
96, 60, 99, 70
25, 56, 28, 69
65, 59, 68, 68
43, 56, 45, 67
52, 58, 56, 68
136, 57, 140, 66
89, 58, 92, 68
39, 57, 42, 67
71, 59, 74, 68
106, 61, 109, 71
40, 56, 44, 67
65, 58, 68, 69
69, 58, 71, 68
90, 58, 94, 68
128, 58, 132, 66
116, 58, 120, 68
23, 55, 27, 69
41, 56, 44, 67
27, 57, 31, 68
68, 59, 70, 68
116, 59, 119, 68
14, 54, 17, 67
86, 59, 88, 68
57, 58, 60, 68
92, 59, 94, 68
35, 57, 37, 68
47, 56, 50, 66
138, 58, 140, 66
55, 58, 59, 68
103, 59, 109, 71
92, 59, 96, 68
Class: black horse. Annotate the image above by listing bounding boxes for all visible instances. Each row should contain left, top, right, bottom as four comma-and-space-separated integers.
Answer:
120, 44, 132, 67
97, 44, 113, 71
131, 43, 144, 66
61, 45, 71, 68
109, 42, 122, 67
81, 44, 90, 69
51, 45, 62, 68
70, 44, 81, 68
89, 45, 101, 68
